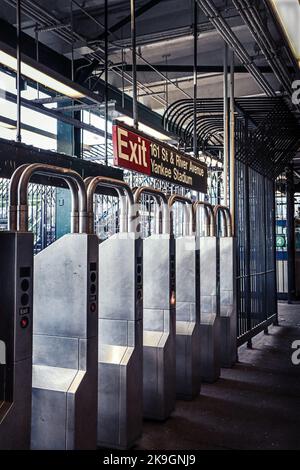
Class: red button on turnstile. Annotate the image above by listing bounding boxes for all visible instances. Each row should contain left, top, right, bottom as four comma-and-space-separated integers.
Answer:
20, 317, 29, 329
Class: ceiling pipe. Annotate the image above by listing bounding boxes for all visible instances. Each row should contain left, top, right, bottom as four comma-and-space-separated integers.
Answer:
196, 0, 276, 96
3, 0, 169, 108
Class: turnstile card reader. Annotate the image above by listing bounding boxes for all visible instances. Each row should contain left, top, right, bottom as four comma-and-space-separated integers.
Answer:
0, 230, 33, 449
195, 202, 221, 383
135, 187, 176, 421
169, 195, 201, 400
86, 177, 143, 450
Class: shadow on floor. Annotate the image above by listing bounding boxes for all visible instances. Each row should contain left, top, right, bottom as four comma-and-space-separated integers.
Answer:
135, 303, 300, 450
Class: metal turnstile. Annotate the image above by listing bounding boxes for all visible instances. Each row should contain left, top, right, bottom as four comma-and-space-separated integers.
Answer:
134, 187, 175, 421
0, 166, 33, 449
214, 205, 237, 368
15, 164, 98, 450
194, 201, 221, 383
85, 177, 143, 449
168, 195, 200, 400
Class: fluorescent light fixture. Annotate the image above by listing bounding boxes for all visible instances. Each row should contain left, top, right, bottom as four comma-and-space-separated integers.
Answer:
270, 0, 300, 66
0, 115, 16, 129
117, 115, 172, 141
0, 121, 15, 129
0, 50, 85, 99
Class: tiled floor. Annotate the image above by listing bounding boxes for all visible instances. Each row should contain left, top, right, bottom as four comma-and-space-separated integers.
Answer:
136, 302, 300, 450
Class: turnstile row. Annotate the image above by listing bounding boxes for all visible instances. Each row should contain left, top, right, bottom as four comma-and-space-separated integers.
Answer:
0, 164, 236, 450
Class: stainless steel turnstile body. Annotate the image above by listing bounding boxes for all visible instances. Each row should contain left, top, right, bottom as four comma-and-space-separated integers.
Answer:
143, 233, 176, 419
4, 163, 99, 450
134, 187, 175, 421
199, 236, 221, 383
169, 195, 200, 400
215, 206, 237, 368
98, 234, 143, 448
0, 231, 33, 449
220, 237, 237, 366
31, 233, 98, 450
85, 177, 143, 449
175, 235, 200, 398
195, 202, 221, 383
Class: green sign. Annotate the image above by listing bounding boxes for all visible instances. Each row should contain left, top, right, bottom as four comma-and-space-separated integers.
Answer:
276, 235, 286, 248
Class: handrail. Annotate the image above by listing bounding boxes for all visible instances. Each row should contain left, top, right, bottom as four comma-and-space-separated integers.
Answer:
133, 186, 170, 235
213, 204, 233, 237
12, 163, 87, 233
193, 201, 215, 237
85, 176, 134, 234
168, 194, 193, 236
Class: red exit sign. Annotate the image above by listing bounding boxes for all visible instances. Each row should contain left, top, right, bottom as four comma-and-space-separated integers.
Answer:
112, 122, 207, 193
112, 125, 151, 175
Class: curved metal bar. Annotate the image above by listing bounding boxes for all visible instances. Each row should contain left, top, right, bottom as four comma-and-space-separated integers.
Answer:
16, 164, 87, 233
133, 186, 170, 235
213, 204, 233, 237
9, 164, 29, 231
85, 176, 134, 234
193, 201, 215, 237
168, 194, 193, 236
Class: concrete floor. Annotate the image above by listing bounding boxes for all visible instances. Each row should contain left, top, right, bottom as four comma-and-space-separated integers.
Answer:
136, 302, 300, 450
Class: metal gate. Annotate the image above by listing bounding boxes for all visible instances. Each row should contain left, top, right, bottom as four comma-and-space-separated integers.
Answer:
0, 178, 56, 254
235, 162, 277, 344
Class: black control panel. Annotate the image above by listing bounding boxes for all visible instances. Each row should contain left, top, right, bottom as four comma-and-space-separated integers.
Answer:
89, 262, 97, 313
195, 250, 200, 312
19, 266, 31, 329
170, 240, 176, 308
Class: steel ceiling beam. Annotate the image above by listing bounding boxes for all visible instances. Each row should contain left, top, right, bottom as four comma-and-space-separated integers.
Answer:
89, 0, 163, 43
114, 64, 294, 74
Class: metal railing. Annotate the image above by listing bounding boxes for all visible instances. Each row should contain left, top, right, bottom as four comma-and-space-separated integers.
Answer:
236, 161, 277, 344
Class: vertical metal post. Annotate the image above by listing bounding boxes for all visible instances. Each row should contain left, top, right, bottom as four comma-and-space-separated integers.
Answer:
16, 0, 22, 142
121, 48, 125, 108
272, 180, 279, 325
286, 165, 295, 303
131, 0, 138, 129
35, 25, 40, 99
263, 176, 268, 333
104, 0, 108, 165
244, 118, 252, 348
163, 54, 170, 109
223, 42, 229, 206
193, 0, 198, 158
70, 0, 74, 82
70, 0, 75, 156
229, 49, 235, 235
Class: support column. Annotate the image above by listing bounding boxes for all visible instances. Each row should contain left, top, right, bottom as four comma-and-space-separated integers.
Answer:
104, 0, 109, 165
287, 165, 296, 303
16, 0, 22, 142
193, 0, 198, 158
229, 49, 235, 235
244, 120, 252, 349
223, 42, 229, 206
272, 180, 279, 325
131, 0, 138, 129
